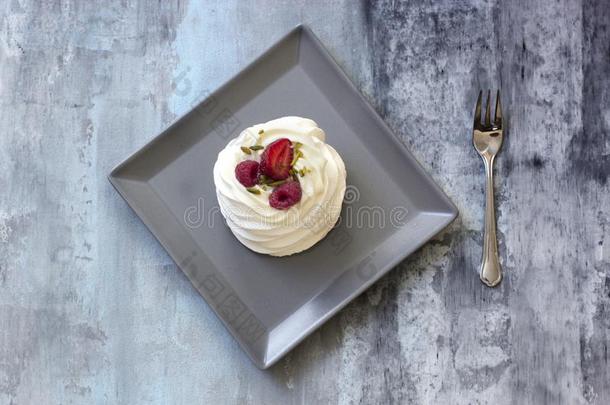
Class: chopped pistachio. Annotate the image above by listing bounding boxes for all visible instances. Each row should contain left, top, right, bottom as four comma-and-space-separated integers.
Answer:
249, 145, 264, 151
299, 168, 306, 177
258, 129, 264, 134
290, 150, 302, 166
246, 187, 261, 194
262, 178, 278, 186
240, 146, 252, 155
268, 179, 288, 187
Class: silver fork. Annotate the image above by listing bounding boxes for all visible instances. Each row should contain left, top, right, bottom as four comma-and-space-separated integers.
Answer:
473, 90, 503, 287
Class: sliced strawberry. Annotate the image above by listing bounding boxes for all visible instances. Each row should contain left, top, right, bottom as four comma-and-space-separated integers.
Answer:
259, 138, 293, 180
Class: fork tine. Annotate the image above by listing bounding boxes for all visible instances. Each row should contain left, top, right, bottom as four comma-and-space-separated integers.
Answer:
484, 89, 491, 126
474, 90, 482, 127
494, 90, 502, 127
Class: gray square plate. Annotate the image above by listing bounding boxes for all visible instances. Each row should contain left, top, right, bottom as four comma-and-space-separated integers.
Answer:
109, 25, 457, 369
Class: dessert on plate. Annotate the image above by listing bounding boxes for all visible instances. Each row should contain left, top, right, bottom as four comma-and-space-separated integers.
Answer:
213, 116, 347, 257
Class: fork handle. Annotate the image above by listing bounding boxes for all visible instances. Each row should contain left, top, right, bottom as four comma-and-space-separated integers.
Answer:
480, 155, 502, 287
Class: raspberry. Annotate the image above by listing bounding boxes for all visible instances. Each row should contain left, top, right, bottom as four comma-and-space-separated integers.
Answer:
259, 138, 293, 180
235, 160, 260, 187
269, 181, 302, 210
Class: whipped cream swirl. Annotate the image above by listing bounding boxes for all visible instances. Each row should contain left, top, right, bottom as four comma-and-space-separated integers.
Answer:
213, 116, 347, 257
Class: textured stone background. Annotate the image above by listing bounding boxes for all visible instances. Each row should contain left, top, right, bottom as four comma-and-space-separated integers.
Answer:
1, 1, 609, 404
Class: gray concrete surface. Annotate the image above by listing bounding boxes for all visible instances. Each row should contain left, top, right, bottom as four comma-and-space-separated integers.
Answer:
1, 0, 609, 404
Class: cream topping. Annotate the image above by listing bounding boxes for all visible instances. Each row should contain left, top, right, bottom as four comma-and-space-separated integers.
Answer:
213, 116, 347, 256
